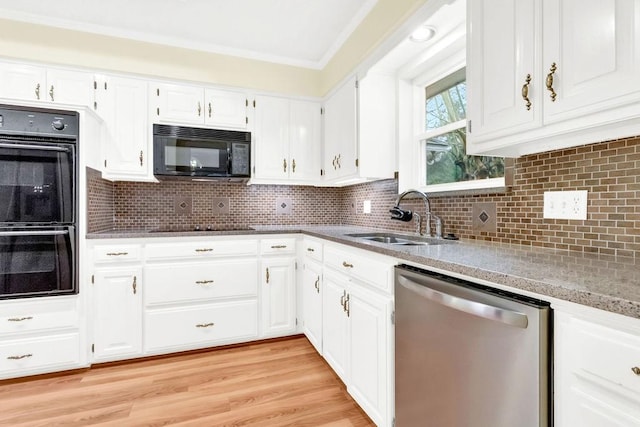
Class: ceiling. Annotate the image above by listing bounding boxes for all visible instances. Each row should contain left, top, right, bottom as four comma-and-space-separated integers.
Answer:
0, 0, 378, 69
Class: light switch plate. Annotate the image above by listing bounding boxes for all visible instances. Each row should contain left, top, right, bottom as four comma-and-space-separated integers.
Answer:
543, 190, 588, 220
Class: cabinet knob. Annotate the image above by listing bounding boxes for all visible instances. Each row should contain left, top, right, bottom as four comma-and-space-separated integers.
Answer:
632, 367, 640, 376
546, 62, 558, 102
521, 74, 532, 111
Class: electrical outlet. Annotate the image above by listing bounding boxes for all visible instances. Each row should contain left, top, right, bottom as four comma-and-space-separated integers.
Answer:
543, 190, 587, 220
363, 200, 372, 214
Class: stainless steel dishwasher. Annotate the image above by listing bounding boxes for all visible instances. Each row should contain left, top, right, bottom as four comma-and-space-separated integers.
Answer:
394, 264, 551, 427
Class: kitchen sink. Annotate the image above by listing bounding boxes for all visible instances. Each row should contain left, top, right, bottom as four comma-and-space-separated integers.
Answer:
346, 232, 455, 246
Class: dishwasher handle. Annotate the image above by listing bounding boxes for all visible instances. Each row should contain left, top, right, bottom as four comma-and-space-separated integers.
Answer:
397, 274, 529, 329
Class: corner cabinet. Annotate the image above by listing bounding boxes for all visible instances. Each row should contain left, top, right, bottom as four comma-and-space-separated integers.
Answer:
554, 304, 640, 426
467, 0, 640, 157
253, 95, 321, 184
94, 75, 153, 181
322, 73, 396, 185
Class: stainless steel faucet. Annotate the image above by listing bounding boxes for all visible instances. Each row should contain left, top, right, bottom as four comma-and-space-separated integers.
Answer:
390, 189, 442, 238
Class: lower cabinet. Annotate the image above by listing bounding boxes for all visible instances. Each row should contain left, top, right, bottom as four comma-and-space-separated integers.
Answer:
260, 238, 297, 339
92, 267, 143, 362
554, 307, 640, 426
322, 270, 350, 381
0, 297, 84, 380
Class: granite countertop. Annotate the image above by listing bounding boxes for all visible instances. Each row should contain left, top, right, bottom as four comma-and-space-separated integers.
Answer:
88, 225, 640, 320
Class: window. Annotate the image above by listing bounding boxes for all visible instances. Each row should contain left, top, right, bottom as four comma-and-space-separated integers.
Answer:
417, 68, 505, 191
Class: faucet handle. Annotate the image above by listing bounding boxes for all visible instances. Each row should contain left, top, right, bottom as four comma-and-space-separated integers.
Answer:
390, 207, 413, 222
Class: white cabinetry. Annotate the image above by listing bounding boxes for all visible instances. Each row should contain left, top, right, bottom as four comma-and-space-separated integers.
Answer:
0, 62, 93, 106
0, 297, 84, 380
301, 238, 324, 354
468, 0, 640, 157
321, 242, 395, 427
322, 73, 396, 185
260, 238, 297, 338
94, 75, 152, 181
90, 243, 143, 363
253, 95, 321, 183
143, 237, 259, 355
554, 306, 640, 426
151, 82, 248, 129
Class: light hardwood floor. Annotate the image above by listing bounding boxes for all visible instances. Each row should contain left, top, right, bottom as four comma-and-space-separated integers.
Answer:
0, 336, 375, 426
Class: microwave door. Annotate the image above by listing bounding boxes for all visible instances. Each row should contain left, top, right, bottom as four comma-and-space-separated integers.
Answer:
163, 139, 228, 176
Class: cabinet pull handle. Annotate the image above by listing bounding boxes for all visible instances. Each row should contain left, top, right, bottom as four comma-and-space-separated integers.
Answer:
546, 62, 557, 102
132, 276, 137, 294
336, 154, 341, 168
196, 323, 214, 328
314, 277, 320, 293
332, 155, 337, 170
342, 261, 354, 268
8, 316, 33, 322
283, 158, 287, 173
340, 290, 346, 309
292, 158, 296, 173
345, 293, 350, 317
7, 354, 32, 360
306, 247, 315, 252
521, 73, 532, 110
35, 83, 40, 100
266, 268, 270, 284
195, 280, 214, 285
271, 245, 287, 249
106, 252, 128, 256
139, 150, 143, 166
49, 85, 54, 101
195, 248, 213, 252
197, 101, 202, 116
632, 367, 640, 375
208, 102, 212, 118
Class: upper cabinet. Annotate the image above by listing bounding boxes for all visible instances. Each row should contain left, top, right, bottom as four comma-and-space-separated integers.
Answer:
253, 95, 321, 183
150, 82, 248, 129
467, 0, 640, 157
0, 62, 93, 107
322, 73, 396, 185
94, 75, 154, 181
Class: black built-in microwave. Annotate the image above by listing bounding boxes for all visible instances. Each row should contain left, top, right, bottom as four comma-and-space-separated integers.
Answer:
153, 124, 251, 180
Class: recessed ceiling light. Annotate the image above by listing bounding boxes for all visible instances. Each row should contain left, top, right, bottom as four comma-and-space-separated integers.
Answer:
409, 25, 436, 43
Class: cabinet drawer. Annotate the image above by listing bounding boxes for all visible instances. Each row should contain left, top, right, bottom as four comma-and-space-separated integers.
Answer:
302, 239, 323, 262
0, 333, 80, 377
324, 245, 394, 293
572, 318, 640, 394
144, 300, 258, 352
0, 298, 78, 336
145, 240, 258, 260
144, 260, 258, 305
260, 238, 296, 255
93, 244, 142, 263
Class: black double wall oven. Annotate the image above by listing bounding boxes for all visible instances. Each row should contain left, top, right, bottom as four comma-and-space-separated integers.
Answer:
0, 104, 78, 299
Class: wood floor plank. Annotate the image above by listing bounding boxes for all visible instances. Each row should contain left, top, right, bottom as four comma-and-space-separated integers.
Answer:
0, 336, 375, 427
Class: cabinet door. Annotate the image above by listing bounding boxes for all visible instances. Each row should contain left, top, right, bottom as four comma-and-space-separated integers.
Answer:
254, 95, 290, 180
289, 99, 321, 182
323, 76, 357, 181
322, 271, 349, 382
46, 69, 94, 106
93, 267, 142, 362
302, 259, 323, 353
0, 62, 46, 101
153, 83, 204, 124
542, 0, 640, 124
204, 88, 247, 129
467, 0, 541, 143
97, 76, 151, 180
348, 286, 392, 427
260, 257, 296, 338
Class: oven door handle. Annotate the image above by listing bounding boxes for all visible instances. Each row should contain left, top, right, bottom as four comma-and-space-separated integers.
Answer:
0, 142, 70, 152
0, 230, 69, 237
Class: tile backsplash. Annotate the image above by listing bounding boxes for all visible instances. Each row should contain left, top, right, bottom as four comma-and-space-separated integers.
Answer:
88, 135, 639, 257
